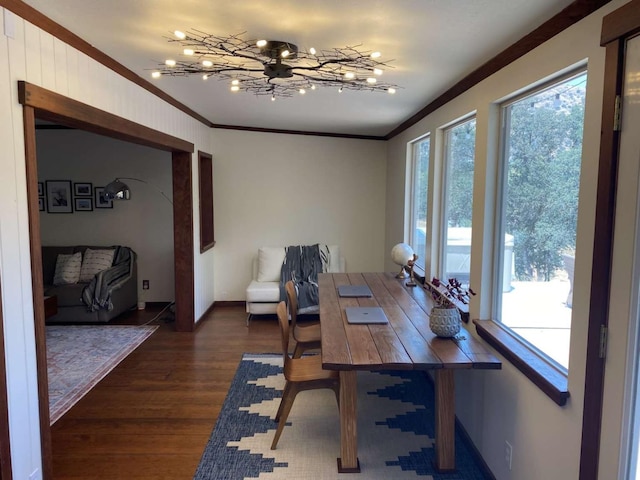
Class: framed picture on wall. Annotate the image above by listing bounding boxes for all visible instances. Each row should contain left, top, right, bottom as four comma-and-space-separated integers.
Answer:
45, 180, 73, 213
94, 187, 113, 209
74, 197, 93, 212
74, 182, 92, 196
38, 197, 44, 212
37, 182, 44, 197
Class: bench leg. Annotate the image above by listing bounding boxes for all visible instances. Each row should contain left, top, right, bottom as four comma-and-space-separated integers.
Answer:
246, 313, 252, 327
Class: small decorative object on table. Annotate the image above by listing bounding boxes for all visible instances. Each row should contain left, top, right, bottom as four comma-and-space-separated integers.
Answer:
429, 277, 476, 337
405, 254, 418, 287
391, 243, 415, 279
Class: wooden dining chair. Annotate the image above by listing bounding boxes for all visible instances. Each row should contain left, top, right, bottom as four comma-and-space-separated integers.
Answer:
271, 301, 340, 450
285, 280, 321, 358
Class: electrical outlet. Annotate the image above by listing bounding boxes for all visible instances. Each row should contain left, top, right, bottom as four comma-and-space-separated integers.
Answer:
504, 441, 513, 470
142, 280, 149, 290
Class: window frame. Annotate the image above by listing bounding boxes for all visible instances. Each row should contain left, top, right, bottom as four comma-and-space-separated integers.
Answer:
408, 135, 430, 272
440, 116, 476, 282
476, 68, 588, 405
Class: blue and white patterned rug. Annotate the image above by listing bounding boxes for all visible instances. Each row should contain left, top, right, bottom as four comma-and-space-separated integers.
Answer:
194, 353, 492, 479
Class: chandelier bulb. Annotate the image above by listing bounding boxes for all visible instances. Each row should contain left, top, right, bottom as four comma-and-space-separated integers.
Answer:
202, 74, 208, 80
309, 47, 317, 55
202, 60, 213, 67
183, 48, 194, 56
366, 77, 377, 84
338, 87, 343, 93
231, 79, 240, 85
388, 87, 396, 94
256, 39, 267, 48
281, 49, 290, 58
299, 88, 306, 95
271, 95, 276, 101
374, 68, 383, 76
344, 72, 355, 79
370, 51, 381, 59
165, 59, 176, 67
311, 84, 316, 90
230, 85, 240, 92
151, 71, 161, 79
174, 30, 186, 40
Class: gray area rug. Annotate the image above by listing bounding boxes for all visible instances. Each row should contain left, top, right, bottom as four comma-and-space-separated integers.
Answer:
46, 325, 157, 424
194, 353, 492, 479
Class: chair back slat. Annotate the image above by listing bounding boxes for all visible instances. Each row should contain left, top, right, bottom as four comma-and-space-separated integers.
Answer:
276, 301, 291, 367
285, 280, 298, 330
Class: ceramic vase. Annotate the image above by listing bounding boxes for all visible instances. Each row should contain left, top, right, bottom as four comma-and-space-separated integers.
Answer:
429, 306, 461, 337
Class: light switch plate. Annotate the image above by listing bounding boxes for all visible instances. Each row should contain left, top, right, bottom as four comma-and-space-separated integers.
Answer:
3, 9, 15, 39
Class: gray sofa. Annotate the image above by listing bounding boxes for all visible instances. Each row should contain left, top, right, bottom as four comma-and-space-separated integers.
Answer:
42, 245, 137, 323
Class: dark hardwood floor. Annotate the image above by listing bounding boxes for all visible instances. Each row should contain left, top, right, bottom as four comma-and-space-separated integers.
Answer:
50, 304, 283, 479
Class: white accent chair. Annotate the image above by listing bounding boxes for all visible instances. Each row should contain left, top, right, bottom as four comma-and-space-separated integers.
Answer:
245, 245, 345, 324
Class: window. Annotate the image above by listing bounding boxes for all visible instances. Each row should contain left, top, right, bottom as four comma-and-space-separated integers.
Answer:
442, 118, 476, 287
496, 72, 587, 370
409, 136, 430, 270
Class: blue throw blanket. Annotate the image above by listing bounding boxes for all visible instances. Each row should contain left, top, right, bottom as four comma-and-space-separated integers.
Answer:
279, 244, 329, 311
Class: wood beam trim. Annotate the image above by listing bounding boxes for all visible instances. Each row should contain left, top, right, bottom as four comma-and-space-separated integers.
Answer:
1, 0, 213, 128
18, 82, 194, 153
211, 124, 386, 141
385, 0, 613, 139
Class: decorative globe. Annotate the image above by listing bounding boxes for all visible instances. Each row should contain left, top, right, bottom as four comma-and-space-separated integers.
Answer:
391, 243, 414, 266
391, 243, 414, 278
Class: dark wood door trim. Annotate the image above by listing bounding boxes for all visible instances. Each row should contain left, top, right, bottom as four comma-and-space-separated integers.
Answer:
19, 82, 196, 479
172, 152, 196, 332
579, 2, 640, 478
601, 0, 640, 44
18, 82, 193, 153
0, 256, 12, 480
579, 38, 624, 480
23, 104, 52, 480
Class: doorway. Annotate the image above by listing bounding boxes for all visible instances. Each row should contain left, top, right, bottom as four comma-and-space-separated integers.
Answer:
609, 32, 640, 480
19, 81, 196, 479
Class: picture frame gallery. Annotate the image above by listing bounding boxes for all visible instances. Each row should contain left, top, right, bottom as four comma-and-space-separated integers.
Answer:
39, 181, 109, 213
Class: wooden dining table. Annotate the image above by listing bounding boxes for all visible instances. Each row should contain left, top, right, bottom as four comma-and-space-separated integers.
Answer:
318, 272, 501, 473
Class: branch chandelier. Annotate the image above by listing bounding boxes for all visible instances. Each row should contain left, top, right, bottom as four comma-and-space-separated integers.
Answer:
151, 30, 400, 99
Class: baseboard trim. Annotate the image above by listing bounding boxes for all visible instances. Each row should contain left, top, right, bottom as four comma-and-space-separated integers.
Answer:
213, 301, 245, 308
145, 301, 172, 308
454, 417, 497, 480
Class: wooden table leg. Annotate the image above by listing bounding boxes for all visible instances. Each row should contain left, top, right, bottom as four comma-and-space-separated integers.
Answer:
337, 370, 360, 473
435, 369, 455, 472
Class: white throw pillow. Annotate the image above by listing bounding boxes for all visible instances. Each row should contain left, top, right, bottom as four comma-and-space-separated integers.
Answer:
327, 245, 341, 272
79, 248, 116, 282
52, 252, 82, 285
257, 247, 286, 282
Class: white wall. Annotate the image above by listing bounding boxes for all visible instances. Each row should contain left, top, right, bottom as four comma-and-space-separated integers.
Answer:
211, 129, 387, 301
0, 8, 213, 479
36, 129, 174, 303
385, 1, 628, 479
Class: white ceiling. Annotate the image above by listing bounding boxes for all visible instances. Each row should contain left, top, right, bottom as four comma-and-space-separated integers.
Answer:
22, 0, 576, 136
